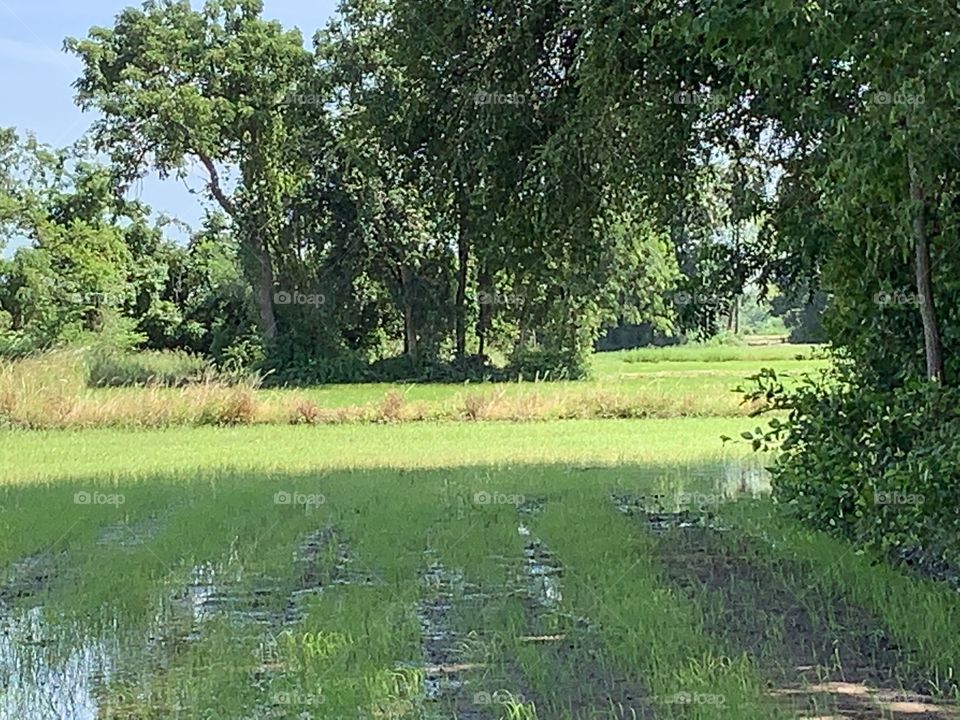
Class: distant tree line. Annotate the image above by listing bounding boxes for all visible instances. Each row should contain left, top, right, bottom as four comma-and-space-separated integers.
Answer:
1, 0, 827, 383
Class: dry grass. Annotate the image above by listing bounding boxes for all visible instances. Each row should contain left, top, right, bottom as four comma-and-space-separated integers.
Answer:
0, 351, 264, 429
0, 350, 770, 430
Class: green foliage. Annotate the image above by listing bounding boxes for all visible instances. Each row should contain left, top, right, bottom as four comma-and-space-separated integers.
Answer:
770, 289, 827, 344
738, 291, 787, 337
745, 366, 960, 574
661, 0, 960, 574
0, 139, 147, 354
67, 0, 316, 339
507, 347, 588, 382
86, 348, 208, 387
6, 0, 956, 406
265, 349, 370, 386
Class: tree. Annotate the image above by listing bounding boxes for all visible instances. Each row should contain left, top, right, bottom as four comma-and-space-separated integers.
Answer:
357, 0, 682, 370
0, 137, 141, 352
67, 0, 314, 342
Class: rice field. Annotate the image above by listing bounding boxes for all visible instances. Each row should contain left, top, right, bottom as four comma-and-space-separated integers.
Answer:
1, 345, 957, 720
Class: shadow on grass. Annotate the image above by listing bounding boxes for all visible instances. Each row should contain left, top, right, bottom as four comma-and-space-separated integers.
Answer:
0, 459, 955, 719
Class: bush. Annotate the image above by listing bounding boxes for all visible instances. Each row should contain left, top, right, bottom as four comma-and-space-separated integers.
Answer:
87, 348, 209, 387
262, 351, 371, 386
745, 364, 960, 575
262, 350, 510, 386
507, 347, 588, 381
368, 354, 507, 383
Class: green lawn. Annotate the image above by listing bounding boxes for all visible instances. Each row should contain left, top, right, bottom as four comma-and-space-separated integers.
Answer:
0, 417, 757, 481
598, 342, 822, 366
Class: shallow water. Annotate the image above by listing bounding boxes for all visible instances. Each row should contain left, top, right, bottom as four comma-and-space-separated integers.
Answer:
0, 609, 112, 720
0, 460, 771, 719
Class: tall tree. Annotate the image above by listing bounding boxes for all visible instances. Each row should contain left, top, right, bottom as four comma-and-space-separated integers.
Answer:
67, 0, 314, 341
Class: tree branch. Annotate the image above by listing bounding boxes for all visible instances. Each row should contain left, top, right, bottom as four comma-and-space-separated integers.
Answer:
195, 151, 236, 218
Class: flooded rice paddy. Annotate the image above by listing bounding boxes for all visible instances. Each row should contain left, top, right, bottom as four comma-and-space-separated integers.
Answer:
0, 459, 956, 719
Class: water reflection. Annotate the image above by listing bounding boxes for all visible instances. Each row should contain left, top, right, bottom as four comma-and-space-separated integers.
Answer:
0, 608, 108, 720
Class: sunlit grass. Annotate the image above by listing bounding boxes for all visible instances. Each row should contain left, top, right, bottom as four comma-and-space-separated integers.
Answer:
0, 417, 759, 482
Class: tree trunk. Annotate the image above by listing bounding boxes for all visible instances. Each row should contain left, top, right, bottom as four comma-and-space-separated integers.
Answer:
400, 264, 418, 362
455, 219, 469, 359
909, 154, 945, 384
517, 311, 530, 350
197, 151, 277, 340
476, 263, 492, 359
251, 232, 277, 339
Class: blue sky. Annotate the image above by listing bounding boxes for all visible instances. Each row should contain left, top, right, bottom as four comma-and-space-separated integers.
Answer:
0, 0, 339, 251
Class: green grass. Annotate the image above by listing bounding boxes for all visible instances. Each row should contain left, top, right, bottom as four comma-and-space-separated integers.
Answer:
0, 417, 758, 482
5, 449, 953, 719
0, 458, 770, 719
724, 501, 960, 698
5, 341, 957, 720
536, 489, 780, 719
4, 422, 959, 708
604, 343, 822, 365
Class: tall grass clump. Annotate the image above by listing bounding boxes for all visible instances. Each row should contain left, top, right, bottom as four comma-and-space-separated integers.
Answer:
0, 349, 88, 428
0, 349, 264, 428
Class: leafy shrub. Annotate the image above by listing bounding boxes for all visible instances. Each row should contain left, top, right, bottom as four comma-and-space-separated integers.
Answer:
366, 355, 419, 382
263, 351, 510, 386
263, 352, 371, 386
745, 364, 960, 574
506, 347, 588, 381
87, 348, 208, 387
